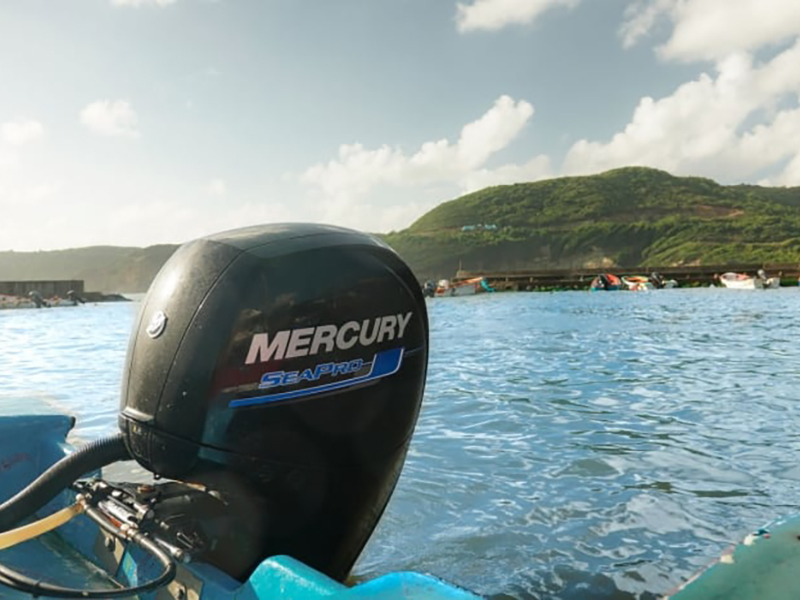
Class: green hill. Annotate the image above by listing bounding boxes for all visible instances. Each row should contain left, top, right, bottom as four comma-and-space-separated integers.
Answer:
0, 245, 178, 293
3, 167, 799, 290
383, 167, 800, 279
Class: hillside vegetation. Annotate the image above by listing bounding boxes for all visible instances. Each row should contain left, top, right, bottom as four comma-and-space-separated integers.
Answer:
384, 167, 800, 279
2, 167, 800, 290
0, 245, 177, 293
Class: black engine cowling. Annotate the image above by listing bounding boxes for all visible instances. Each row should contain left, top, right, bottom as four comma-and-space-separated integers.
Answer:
118, 223, 428, 581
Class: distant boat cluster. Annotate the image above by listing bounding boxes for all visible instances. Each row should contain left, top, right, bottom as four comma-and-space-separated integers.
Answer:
591, 270, 782, 291
423, 269, 791, 296
590, 272, 677, 291
0, 290, 84, 310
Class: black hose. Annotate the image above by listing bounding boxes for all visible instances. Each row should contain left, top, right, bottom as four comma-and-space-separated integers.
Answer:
0, 433, 177, 598
0, 505, 175, 598
0, 433, 130, 532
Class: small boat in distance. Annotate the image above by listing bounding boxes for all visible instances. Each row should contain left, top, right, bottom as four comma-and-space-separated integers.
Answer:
718, 270, 780, 289
589, 273, 622, 291
648, 271, 678, 289
0, 290, 84, 310
622, 275, 655, 291
622, 272, 679, 291
434, 277, 493, 297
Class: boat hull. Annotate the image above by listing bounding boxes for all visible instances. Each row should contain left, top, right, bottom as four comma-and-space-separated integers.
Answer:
434, 277, 491, 297
622, 276, 655, 291
589, 273, 622, 291
435, 284, 477, 297
717, 273, 780, 289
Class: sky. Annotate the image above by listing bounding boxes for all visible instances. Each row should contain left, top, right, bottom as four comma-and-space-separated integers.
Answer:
1, 0, 799, 251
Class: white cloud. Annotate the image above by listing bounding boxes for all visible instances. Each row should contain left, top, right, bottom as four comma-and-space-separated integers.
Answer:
621, 0, 800, 62
80, 100, 140, 138
748, 107, 800, 186
458, 96, 536, 167
102, 198, 296, 248
300, 96, 544, 229
768, 153, 800, 187
456, 0, 580, 33
619, 0, 673, 49
0, 148, 19, 170
562, 41, 800, 184
0, 182, 60, 210
1, 119, 45, 145
111, 0, 177, 7
304, 95, 533, 193
462, 156, 553, 193
207, 178, 227, 196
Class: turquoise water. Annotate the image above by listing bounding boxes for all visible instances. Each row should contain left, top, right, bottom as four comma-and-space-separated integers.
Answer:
2, 289, 800, 599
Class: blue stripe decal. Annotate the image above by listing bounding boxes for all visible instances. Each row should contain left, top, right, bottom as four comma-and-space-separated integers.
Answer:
229, 347, 405, 408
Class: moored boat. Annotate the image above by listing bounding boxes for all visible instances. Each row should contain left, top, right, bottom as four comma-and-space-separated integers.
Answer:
434, 276, 493, 297
621, 272, 678, 291
718, 272, 762, 289
648, 271, 678, 289
0, 290, 84, 310
761, 270, 780, 288
718, 270, 779, 289
622, 275, 655, 291
589, 273, 622, 291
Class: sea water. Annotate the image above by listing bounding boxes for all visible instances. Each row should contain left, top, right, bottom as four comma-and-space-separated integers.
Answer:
1, 289, 799, 599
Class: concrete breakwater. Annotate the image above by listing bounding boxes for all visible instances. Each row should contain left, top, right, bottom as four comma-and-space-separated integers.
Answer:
454, 262, 800, 291
0, 280, 84, 298
0, 280, 129, 307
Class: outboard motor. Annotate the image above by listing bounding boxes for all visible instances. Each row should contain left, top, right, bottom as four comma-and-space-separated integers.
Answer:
28, 290, 48, 308
422, 280, 436, 298
67, 289, 85, 305
649, 271, 665, 289
0, 223, 428, 595
120, 223, 428, 580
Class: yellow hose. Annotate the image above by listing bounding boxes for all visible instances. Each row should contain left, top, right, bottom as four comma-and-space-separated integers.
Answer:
0, 502, 85, 550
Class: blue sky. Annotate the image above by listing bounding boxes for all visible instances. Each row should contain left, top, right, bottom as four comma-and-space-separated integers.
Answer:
1, 0, 799, 250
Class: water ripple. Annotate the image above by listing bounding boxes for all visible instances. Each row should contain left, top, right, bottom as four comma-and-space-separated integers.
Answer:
3, 290, 800, 598
361, 289, 800, 598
